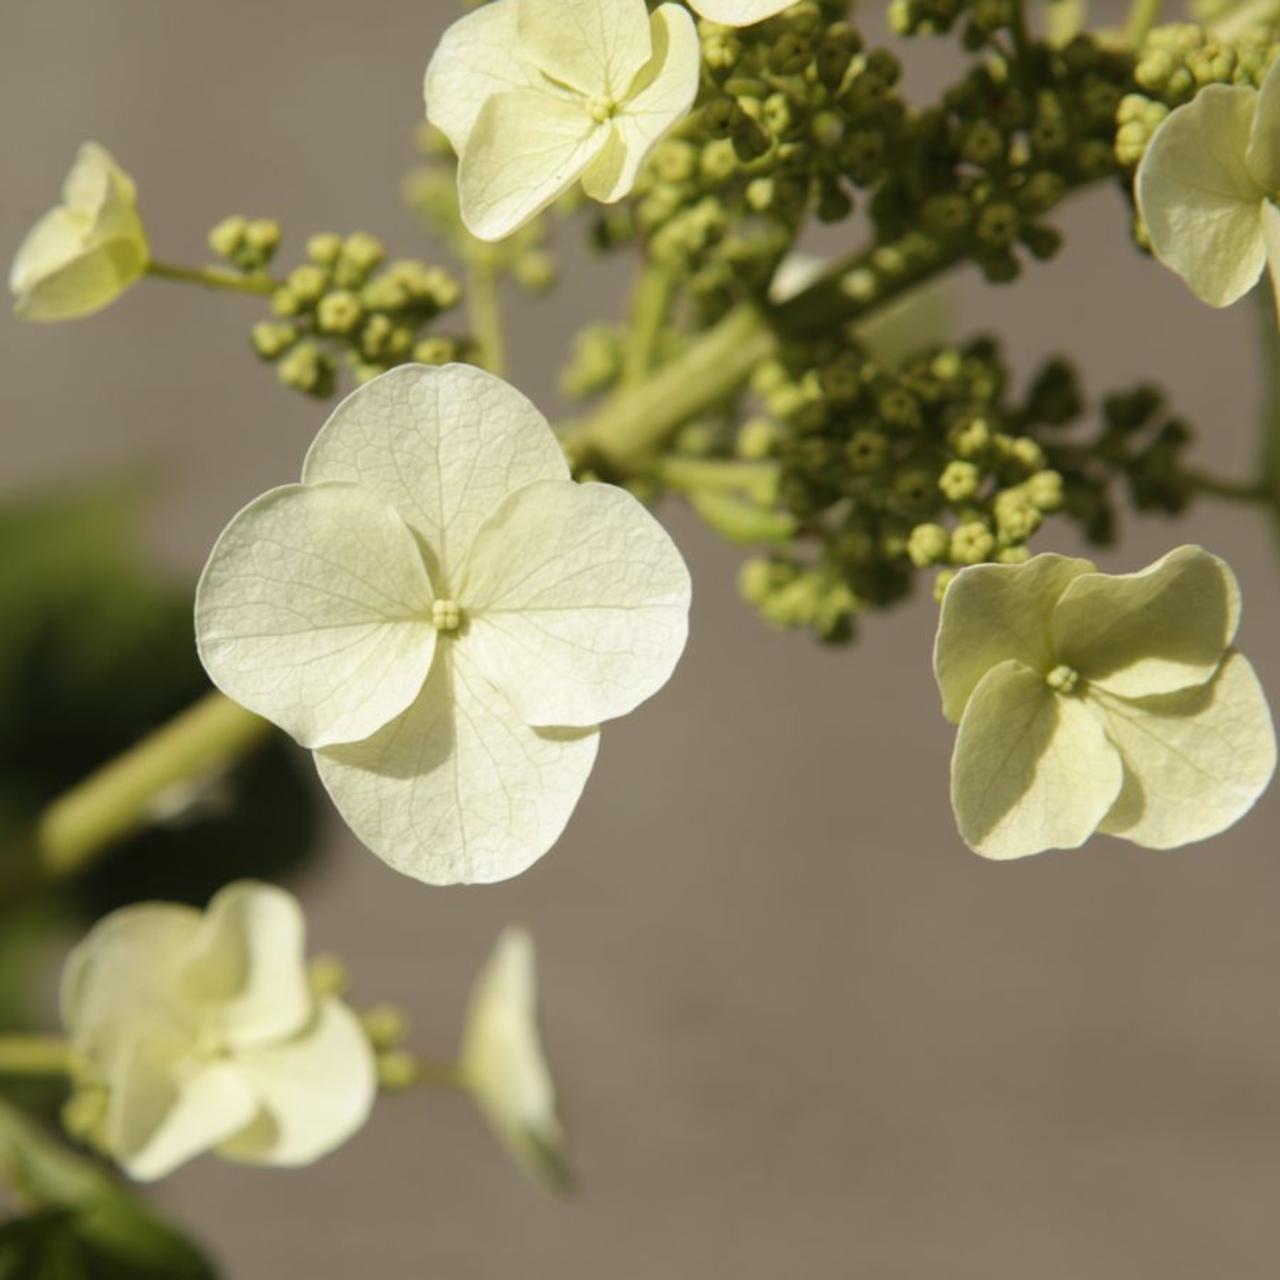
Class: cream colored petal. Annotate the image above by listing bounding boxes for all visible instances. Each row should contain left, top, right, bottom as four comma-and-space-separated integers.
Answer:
1136, 83, 1267, 308
517, 0, 652, 99
61, 142, 132, 216
457, 89, 608, 242
1095, 651, 1276, 848
951, 661, 1123, 860
580, 4, 700, 203
460, 928, 568, 1191
458, 479, 690, 727
195, 482, 436, 750
315, 647, 600, 885
61, 904, 202, 1072
423, 0, 540, 153
1245, 51, 1280, 192
1262, 199, 1280, 328
301, 365, 569, 586
217, 998, 377, 1168
933, 553, 1095, 723
108, 1031, 259, 1182
180, 882, 313, 1053
1052, 545, 1240, 698
686, 0, 797, 24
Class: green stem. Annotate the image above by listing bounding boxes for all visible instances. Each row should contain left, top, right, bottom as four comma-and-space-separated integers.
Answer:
0, 1035, 72, 1078
1124, 0, 1163, 45
655, 456, 780, 504
1256, 287, 1280, 535
620, 265, 674, 389
35, 691, 271, 880
1182, 466, 1269, 505
466, 261, 506, 377
146, 259, 278, 297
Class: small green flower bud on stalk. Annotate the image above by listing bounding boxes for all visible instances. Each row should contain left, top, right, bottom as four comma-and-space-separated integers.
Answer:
738, 417, 780, 459
377, 1050, 421, 1092
950, 520, 995, 564
308, 953, 350, 997
362, 1004, 410, 1050
845, 428, 889, 472
250, 320, 297, 360
939, 459, 981, 502
307, 232, 344, 265
908, 522, 951, 567
933, 568, 957, 601
208, 215, 248, 260
317, 289, 364, 336
243, 217, 282, 258
287, 264, 328, 306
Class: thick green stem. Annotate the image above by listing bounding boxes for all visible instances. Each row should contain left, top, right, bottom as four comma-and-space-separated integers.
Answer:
655, 456, 780, 504
146, 260, 278, 297
1182, 466, 1269, 505
1124, 0, 1163, 45
467, 261, 507, 376
36, 691, 271, 880
0, 1035, 72, 1078
620, 265, 674, 389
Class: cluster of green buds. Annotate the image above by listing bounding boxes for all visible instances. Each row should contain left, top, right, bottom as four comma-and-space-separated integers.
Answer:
595, 0, 908, 314
1115, 19, 1280, 169
728, 324, 1196, 639
208, 216, 466, 397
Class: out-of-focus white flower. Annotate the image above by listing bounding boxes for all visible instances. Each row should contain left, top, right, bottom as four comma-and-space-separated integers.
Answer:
460, 928, 568, 1191
61, 881, 376, 1181
195, 363, 691, 885
424, 0, 700, 240
1136, 57, 1280, 321
934, 546, 1276, 859
9, 143, 149, 322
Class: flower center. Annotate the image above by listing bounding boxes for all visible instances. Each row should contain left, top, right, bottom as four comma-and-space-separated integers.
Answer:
1046, 663, 1081, 695
432, 599, 463, 632
586, 96, 618, 123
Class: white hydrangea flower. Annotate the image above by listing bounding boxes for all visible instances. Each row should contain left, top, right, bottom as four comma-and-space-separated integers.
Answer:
61, 881, 376, 1181
423, 0, 700, 241
686, 0, 799, 24
9, 143, 149, 322
195, 363, 691, 885
1136, 56, 1280, 320
460, 927, 568, 1191
934, 546, 1276, 859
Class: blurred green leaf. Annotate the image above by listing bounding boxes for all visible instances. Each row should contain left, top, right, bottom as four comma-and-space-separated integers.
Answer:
0, 1201, 217, 1280
0, 476, 323, 1022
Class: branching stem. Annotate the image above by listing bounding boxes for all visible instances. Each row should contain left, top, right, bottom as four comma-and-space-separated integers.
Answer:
146, 260, 278, 297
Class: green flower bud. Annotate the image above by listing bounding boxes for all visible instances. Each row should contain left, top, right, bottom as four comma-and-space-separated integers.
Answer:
933, 568, 957, 602
993, 486, 1042, 541
271, 286, 301, 317
278, 342, 335, 397
250, 320, 297, 360
307, 232, 344, 265
287, 263, 328, 305
976, 202, 1020, 246
949, 520, 995, 564
413, 335, 459, 365
923, 193, 971, 232
243, 217, 281, 257
1027, 468, 1064, 511
894, 467, 936, 509
845, 428, 889, 472
334, 231, 386, 287
739, 557, 781, 606
939, 459, 982, 501
947, 414, 992, 458
308, 953, 350, 997
738, 416, 781, 459
908, 521, 950, 567
208, 215, 248, 260
654, 139, 698, 184
377, 1050, 421, 1092
316, 289, 364, 336
362, 1004, 409, 1050
961, 121, 1005, 167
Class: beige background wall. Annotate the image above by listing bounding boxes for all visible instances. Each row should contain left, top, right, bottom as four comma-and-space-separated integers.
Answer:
3, 2, 1279, 1276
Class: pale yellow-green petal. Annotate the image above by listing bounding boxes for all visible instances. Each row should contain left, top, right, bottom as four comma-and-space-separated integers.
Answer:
686, 0, 798, 25
217, 998, 377, 1168
458, 479, 691, 728
423, 0, 539, 153
1052, 545, 1239, 698
933, 553, 1095, 723
315, 646, 600, 885
107, 1031, 258, 1182
1136, 83, 1267, 308
180, 882, 313, 1052
517, 0, 653, 99
460, 928, 569, 1192
1095, 651, 1276, 848
580, 4, 700, 204
457, 89, 607, 242
301, 365, 569, 584
9, 143, 147, 322
951, 661, 1123, 859
194, 482, 437, 751
1245, 48, 1280, 191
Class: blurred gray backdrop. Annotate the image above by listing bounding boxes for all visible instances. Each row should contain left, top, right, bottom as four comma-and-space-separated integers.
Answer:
3, 2, 1279, 1276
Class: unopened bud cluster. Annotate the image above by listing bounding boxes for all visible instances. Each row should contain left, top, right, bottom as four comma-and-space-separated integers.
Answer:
208, 217, 466, 397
